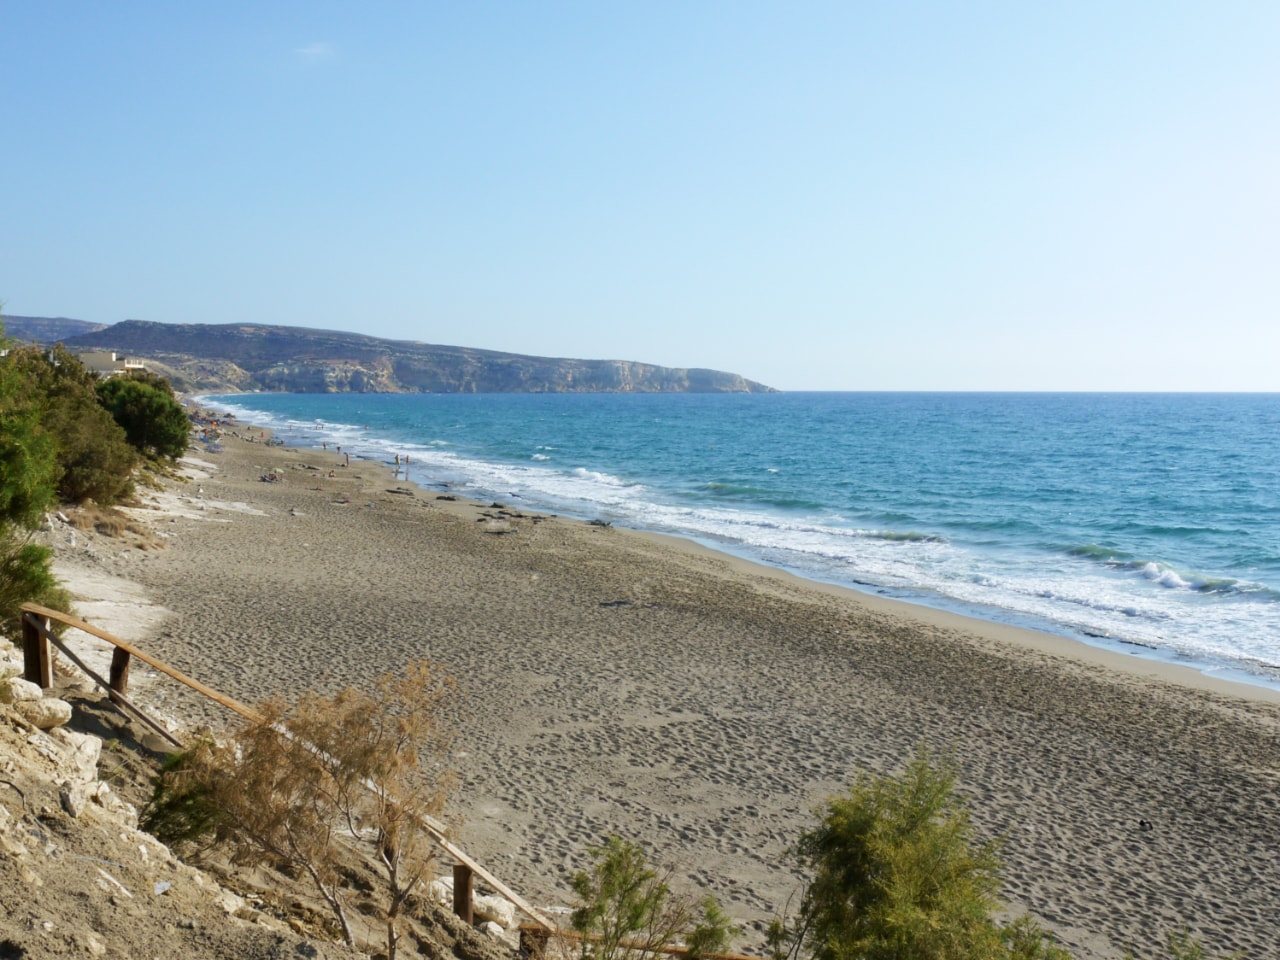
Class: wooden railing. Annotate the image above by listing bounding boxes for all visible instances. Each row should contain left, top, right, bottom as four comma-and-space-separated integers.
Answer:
18, 601, 554, 933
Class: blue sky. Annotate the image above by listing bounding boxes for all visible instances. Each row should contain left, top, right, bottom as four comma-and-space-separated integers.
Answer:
3, 2, 1278, 391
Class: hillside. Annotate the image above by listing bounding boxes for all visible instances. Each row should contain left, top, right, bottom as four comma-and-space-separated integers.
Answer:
46, 319, 776, 394
2, 314, 108, 342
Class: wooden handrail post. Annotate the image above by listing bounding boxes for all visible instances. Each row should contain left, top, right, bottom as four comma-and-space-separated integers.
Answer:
15, 601, 558, 933
108, 647, 132, 705
453, 862, 474, 925
21, 612, 53, 689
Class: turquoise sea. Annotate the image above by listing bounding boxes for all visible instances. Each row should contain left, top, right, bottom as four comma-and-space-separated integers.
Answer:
198, 392, 1280, 690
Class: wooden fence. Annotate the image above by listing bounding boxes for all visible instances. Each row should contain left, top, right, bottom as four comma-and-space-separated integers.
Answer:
19, 601, 763, 960
18, 601, 554, 933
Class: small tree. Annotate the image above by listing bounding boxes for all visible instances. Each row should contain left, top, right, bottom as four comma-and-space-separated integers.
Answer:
0, 339, 58, 529
0, 317, 69, 636
570, 836, 737, 960
121, 367, 179, 398
286, 662, 458, 959
770, 746, 1068, 960
96, 376, 190, 459
143, 661, 457, 959
4, 344, 138, 504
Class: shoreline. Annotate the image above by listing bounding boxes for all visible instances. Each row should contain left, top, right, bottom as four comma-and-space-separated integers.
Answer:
226, 405, 1280, 707
191, 393, 1280, 700
60, 414, 1280, 959
206, 408, 1280, 710
627, 527, 1280, 708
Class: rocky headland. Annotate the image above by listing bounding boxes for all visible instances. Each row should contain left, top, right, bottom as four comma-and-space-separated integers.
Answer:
5, 317, 775, 396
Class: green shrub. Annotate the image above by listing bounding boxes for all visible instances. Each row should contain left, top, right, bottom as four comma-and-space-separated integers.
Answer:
96, 376, 189, 460
121, 367, 178, 398
570, 835, 737, 960
0, 534, 69, 637
0, 317, 67, 636
0, 352, 58, 526
1124, 928, 1246, 960
1002, 916, 1074, 960
3, 344, 137, 504
47, 402, 137, 503
794, 746, 1003, 960
139, 744, 222, 854
770, 745, 1071, 960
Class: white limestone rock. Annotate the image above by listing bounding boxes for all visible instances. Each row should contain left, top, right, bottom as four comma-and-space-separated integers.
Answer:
427, 875, 454, 905
26, 730, 63, 763
0, 676, 44, 703
61, 780, 93, 818
215, 888, 247, 915
15, 697, 74, 729
473, 893, 517, 929
51, 727, 102, 781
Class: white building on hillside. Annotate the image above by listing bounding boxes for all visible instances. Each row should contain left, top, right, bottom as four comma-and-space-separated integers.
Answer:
75, 351, 147, 378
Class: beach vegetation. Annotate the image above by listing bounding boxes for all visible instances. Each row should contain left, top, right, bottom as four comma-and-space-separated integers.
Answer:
3, 344, 138, 504
0, 317, 70, 637
139, 747, 223, 853
1123, 928, 1245, 960
0, 333, 60, 528
569, 835, 737, 960
1001, 916, 1074, 960
2, 343, 138, 502
0, 533, 69, 639
768, 745, 1070, 960
141, 661, 458, 960
96, 375, 190, 460
66, 505, 127, 538
118, 365, 179, 398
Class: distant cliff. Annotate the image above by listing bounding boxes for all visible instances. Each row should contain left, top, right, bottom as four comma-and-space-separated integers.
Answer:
49, 320, 776, 395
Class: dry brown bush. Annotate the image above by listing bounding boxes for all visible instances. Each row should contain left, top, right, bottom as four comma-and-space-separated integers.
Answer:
148, 661, 457, 960
64, 505, 161, 547
66, 505, 124, 536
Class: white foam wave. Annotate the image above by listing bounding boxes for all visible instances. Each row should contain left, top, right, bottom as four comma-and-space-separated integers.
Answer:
192, 394, 1280, 683
570, 467, 636, 489
1141, 561, 1192, 589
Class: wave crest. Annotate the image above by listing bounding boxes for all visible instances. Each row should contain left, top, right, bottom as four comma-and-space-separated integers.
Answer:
865, 530, 948, 544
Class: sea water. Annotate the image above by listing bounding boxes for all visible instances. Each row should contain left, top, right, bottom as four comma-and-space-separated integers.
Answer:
197, 392, 1280, 690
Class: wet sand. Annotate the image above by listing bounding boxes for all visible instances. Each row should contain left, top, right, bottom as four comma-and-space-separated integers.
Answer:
71, 428, 1280, 959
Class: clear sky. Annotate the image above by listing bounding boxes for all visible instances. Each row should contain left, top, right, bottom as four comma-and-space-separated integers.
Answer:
3, 2, 1278, 391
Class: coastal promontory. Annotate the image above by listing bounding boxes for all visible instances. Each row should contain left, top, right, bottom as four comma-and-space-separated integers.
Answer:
7, 317, 776, 395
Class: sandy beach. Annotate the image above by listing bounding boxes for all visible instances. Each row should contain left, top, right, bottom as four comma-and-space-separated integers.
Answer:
54, 424, 1280, 960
